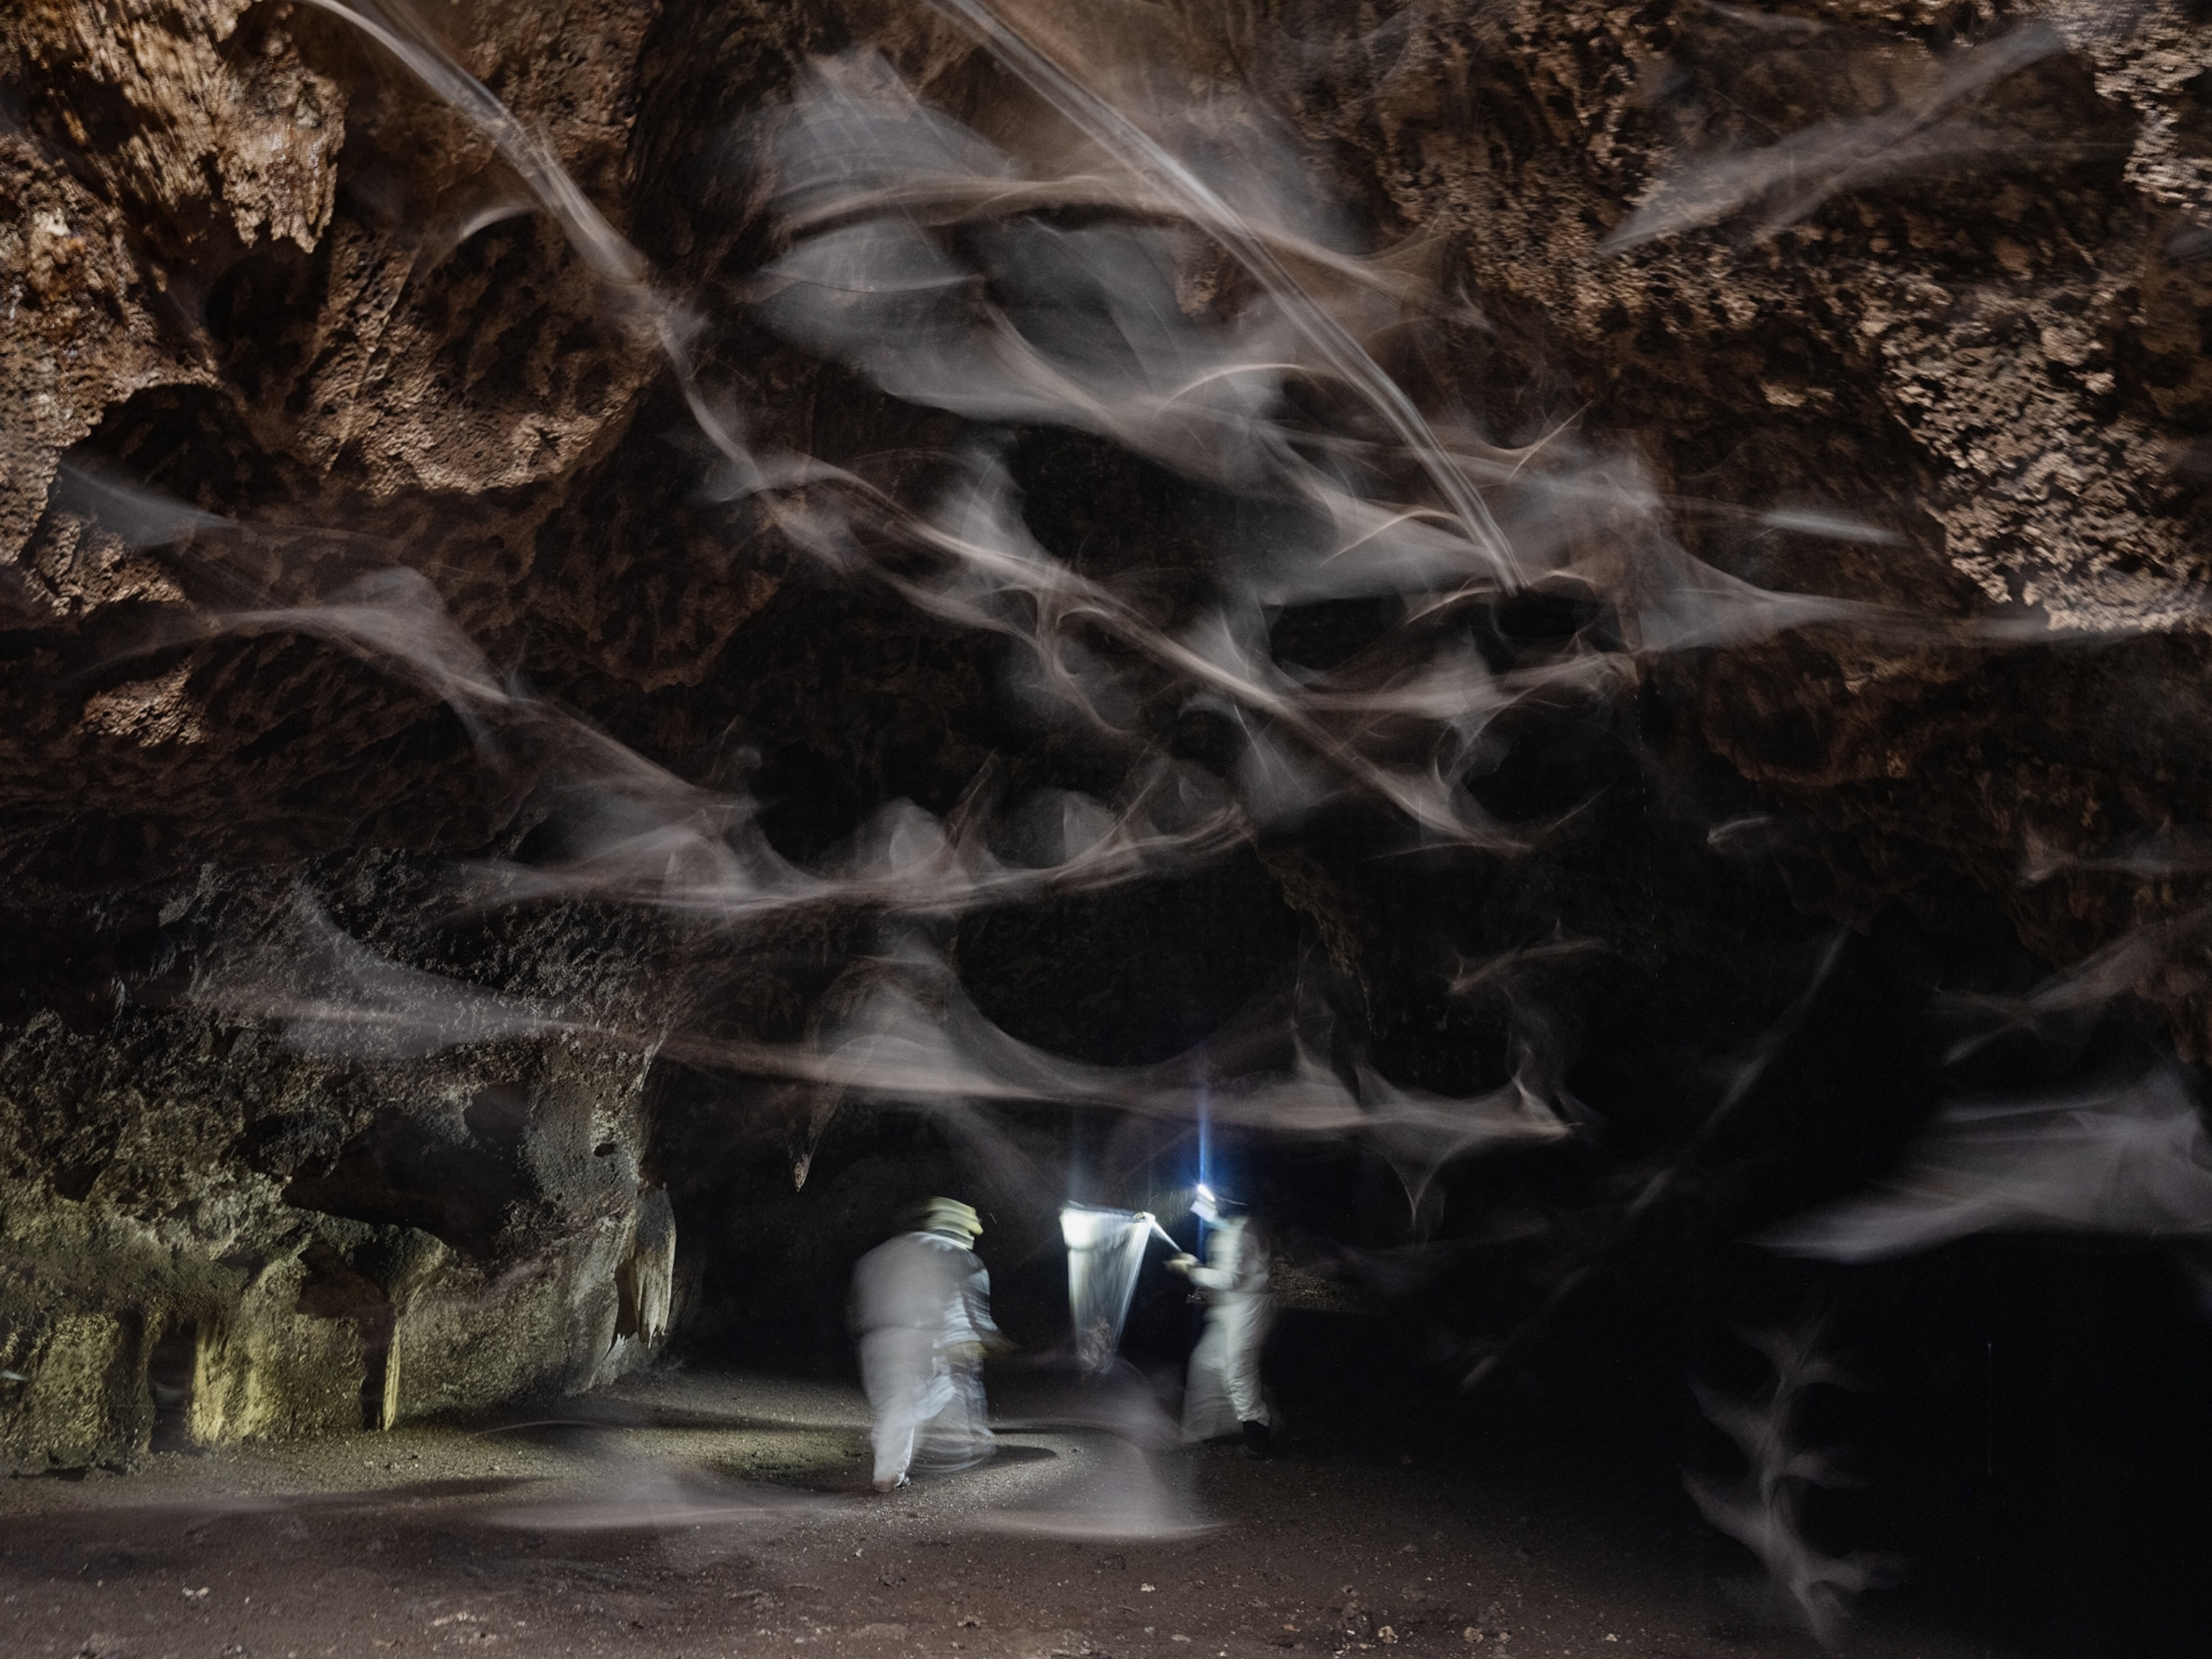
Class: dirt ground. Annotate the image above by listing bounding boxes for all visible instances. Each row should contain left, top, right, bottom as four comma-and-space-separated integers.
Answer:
0, 1368, 2014, 1659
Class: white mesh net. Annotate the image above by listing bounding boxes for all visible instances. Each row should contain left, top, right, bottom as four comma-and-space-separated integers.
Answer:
1061, 1205, 1164, 1374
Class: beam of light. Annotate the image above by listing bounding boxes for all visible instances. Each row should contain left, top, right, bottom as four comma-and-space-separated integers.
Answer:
1196, 1093, 1213, 1251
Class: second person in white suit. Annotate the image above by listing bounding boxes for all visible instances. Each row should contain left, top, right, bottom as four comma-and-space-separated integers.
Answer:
1167, 1184, 1274, 1458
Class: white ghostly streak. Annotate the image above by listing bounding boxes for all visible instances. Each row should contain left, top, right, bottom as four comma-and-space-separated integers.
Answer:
1604, 24, 2069, 251
2019, 827, 2212, 886
194, 908, 1573, 1205
1766, 1062, 2212, 1261
1752, 509, 1905, 547
909, 4, 1519, 582
976, 1362, 1213, 1540
187, 894, 585, 1061
220, 568, 519, 746
461, 750, 1253, 924
1686, 1326, 1881, 1649
1447, 937, 1609, 1002
1937, 908, 2212, 1063
758, 63, 1303, 491
1701, 1, 1832, 37
140, 6, 2151, 1344
240, 5, 2011, 864
49, 458, 235, 549
97, 530, 1259, 927
289, 0, 780, 488
1357, 1065, 1571, 1228
851, 451, 1611, 843
290, 1, 647, 289
484, 1466, 824, 1533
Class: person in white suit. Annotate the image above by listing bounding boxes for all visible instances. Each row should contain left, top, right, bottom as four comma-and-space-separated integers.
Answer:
1167, 1184, 1274, 1457
850, 1197, 1002, 1491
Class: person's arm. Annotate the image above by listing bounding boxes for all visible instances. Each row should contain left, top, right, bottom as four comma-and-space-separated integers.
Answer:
1184, 1258, 1238, 1290
1184, 1221, 1255, 1291
948, 1255, 1012, 1356
966, 1261, 1002, 1341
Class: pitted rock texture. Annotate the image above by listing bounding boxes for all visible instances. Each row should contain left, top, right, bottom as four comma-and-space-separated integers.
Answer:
0, 0, 742, 1467
4, 0, 2212, 1470
1239, 0, 2212, 1046
0, 858, 686, 1471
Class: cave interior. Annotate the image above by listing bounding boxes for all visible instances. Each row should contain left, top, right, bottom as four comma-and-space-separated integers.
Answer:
7, 3, 2212, 1657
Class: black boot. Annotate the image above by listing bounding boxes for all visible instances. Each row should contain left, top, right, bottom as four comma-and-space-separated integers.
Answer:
1240, 1420, 1272, 1460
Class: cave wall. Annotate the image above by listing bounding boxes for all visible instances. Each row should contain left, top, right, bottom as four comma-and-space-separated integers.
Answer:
0, 0, 716, 1468
0, 858, 684, 1471
5, 0, 2212, 1473
1202, 0, 2212, 1044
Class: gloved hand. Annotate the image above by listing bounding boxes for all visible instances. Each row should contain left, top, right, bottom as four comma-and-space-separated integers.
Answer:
1166, 1253, 1198, 1274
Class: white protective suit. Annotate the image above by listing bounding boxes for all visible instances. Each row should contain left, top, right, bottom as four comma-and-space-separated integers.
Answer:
1180, 1215, 1274, 1442
850, 1228, 1000, 1487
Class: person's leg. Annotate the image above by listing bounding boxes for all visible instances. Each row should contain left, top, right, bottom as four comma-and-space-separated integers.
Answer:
953, 1355, 996, 1457
918, 1356, 995, 1470
862, 1330, 928, 1489
1220, 1303, 1271, 1428
1219, 1299, 1276, 1456
1181, 1315, 1237, 1443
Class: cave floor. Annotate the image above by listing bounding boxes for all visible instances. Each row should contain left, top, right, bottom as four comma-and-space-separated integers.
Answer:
0, 1369, 2012, 1659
